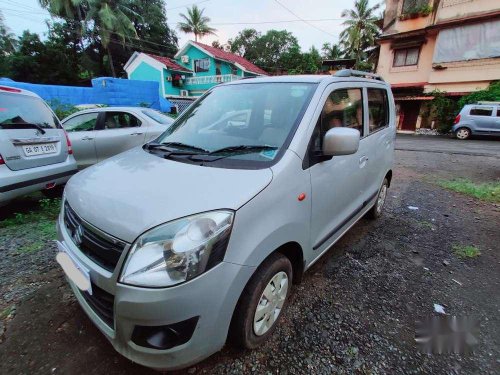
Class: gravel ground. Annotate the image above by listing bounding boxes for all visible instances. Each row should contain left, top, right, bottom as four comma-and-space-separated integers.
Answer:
1, 136, 499, 374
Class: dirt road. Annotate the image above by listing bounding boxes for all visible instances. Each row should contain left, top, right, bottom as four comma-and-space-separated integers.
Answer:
1, 136, 499, 374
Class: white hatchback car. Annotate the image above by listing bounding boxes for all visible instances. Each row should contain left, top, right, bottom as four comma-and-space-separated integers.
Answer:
62, 107, 174, 168
56, 71, 395, 370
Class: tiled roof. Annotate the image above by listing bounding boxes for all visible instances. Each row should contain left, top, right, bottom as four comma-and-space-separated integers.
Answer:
191, 41, 268, 76
146, 53, 192, 73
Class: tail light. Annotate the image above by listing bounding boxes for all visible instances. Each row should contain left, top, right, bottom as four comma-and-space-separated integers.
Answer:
64, 131, 73, 155
453, 114, 461, 125
0, 154, 4, 165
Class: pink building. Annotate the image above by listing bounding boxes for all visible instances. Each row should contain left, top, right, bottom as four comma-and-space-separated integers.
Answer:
376, 0, 500, 132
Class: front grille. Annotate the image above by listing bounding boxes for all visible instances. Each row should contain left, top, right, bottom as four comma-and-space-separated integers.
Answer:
79, 283, 115, 328
64, 202, 127, 272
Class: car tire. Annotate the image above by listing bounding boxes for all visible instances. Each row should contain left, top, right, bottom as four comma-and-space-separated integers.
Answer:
367, 178, 389, 220
42, 185, 65, 199
455, 127, 471, 140
229, 252, 292, 349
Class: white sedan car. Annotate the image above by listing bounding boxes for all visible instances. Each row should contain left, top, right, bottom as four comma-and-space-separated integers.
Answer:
62, 107, 174, 169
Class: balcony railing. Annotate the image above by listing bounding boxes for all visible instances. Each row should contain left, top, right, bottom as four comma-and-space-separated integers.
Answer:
184, 74, 241, 85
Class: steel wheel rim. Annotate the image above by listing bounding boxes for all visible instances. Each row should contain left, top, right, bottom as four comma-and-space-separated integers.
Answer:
253, 271, 288, 336
376, 184, 387, 214
457, 129, 469, 139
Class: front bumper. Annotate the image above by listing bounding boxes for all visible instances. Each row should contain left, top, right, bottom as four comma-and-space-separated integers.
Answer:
57, 213, 255, 370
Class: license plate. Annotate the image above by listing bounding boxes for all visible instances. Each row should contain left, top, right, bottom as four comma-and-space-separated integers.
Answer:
22, 143, 57, 156
56, 242, 92, 295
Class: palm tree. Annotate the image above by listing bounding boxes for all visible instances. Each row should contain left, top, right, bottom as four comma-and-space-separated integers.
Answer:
177, 5, 216, 42
339, 0, 381, 69
40, 0, 138, 77
321, 43, 342, 60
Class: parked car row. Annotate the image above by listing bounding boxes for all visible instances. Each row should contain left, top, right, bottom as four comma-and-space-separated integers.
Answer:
0, 86, 173, 205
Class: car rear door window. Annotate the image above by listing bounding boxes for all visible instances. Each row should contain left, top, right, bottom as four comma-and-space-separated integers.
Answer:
470, 107, 493, 116
63, 113, 99, 132
103, 112, 141, 129
367, 89, 389, 133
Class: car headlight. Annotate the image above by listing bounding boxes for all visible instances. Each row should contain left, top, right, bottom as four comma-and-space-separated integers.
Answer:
120, 210, 234, 287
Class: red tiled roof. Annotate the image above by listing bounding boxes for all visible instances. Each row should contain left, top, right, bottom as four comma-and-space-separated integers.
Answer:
191, 41, 268, 76
146, 53, 192, 73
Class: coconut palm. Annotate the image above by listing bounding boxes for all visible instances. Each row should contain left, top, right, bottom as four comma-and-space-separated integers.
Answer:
40, 0, 138, 77
321, 42, 342, 60
339, 0, 381, 69
177, 5, 216, 42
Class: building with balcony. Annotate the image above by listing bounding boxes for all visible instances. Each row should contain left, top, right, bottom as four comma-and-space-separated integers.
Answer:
376, 0, 500, 131
124, 41, 267, 112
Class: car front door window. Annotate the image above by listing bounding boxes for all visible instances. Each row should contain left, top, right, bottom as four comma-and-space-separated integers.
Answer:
63, 113, 98, 132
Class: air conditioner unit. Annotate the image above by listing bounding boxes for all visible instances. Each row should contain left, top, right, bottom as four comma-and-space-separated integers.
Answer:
181, 55, 189, 63
180, 90, 189, 97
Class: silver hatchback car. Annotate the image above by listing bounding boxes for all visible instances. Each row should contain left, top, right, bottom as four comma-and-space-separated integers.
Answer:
452, 102, 500, 140
56, 71, 395, 370
0, 86, 77, 206
62, 107, 174, 169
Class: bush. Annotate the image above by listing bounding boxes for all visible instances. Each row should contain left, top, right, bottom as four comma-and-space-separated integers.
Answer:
46, 98, 79, 120
458, 82, 500, 108
428, 90, 458, 134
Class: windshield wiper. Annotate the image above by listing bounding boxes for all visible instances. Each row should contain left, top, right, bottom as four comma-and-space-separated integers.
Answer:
208, 145, 277, 155
159, 142, 209, 153
0, 122, 46, 134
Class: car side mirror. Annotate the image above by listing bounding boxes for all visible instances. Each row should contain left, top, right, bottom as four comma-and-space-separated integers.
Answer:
322, 127, 360, 156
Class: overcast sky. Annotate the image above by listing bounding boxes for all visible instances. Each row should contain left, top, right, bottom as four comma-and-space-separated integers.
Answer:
1, 0, 382, 51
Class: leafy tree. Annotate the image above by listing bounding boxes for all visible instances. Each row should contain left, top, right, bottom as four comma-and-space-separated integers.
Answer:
340, 0, 381, 70
228, 28, 262, 61
0, 10, 17, 55
177, 5, 216, 42
321, 43, 342, 59
128, 0, 178, 57
211, 40, 227, 51
427, 90, 459, 133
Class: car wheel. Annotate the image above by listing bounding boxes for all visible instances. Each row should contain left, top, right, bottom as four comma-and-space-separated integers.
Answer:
230, 252, 292, 349
455, 127, 471, 140
367, 178, 389, 220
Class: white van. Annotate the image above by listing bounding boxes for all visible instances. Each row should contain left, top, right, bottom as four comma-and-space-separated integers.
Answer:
56, 70, 395, 370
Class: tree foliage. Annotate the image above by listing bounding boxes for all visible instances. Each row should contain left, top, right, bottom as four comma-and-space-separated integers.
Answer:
458, 82, 500, 108
177, 5, 216, 42
321, 43, 342, 59
228, 29, 322, 74
340, 0, 381, 70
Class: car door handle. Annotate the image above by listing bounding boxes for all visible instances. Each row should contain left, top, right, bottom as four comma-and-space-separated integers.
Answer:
129, 132, 144, 136
359, 156, 368, 168
81, 136, 94, 141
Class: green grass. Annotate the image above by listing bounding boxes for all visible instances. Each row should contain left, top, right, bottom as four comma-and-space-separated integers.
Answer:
437, 179, 500, 203
16, 241, 45, 254
0, 198, 60, 250
453, 244, 481, 259
0, 305, 15, 319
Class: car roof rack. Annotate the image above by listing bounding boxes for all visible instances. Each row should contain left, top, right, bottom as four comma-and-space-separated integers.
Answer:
334, 69, 385, 82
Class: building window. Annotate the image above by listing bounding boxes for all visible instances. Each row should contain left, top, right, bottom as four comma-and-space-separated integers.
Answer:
393, 47, 420, 67
402, 0, 430, 15
194, 58, 210, 73
231, 65, 238, 75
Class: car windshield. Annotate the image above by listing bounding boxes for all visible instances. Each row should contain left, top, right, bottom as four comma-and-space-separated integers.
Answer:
0, 92, 60, 130
141, 109, 173, 125
155, 82, 317, 167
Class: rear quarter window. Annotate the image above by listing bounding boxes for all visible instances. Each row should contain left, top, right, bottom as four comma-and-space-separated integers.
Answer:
469, 107, 493, 116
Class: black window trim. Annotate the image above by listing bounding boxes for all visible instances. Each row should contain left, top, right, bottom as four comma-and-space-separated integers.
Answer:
365, 87, 390, 136
393, 46, 420, 67
63, 111, 100, 132
97, 110, 143, 130
302, 84, 366, 170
